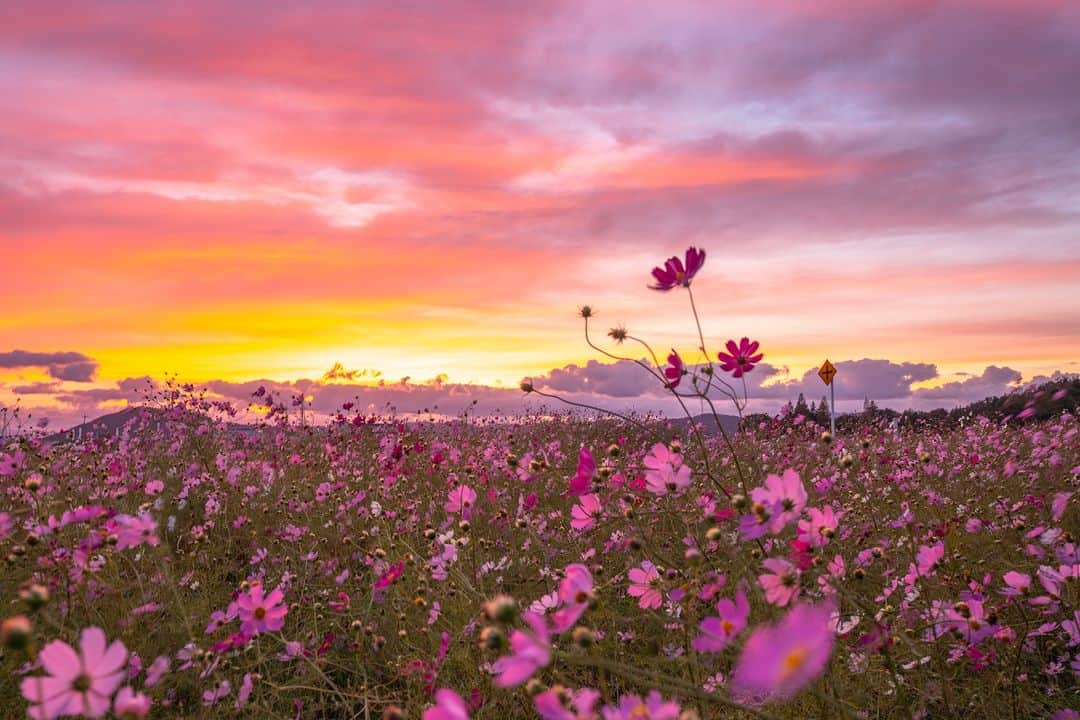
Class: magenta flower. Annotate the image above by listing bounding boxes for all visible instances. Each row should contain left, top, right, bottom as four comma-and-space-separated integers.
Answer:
717, 338, 763, 378
551, 563, 594, 632
535, 687, 600, 720
732, 602, 835, 702
113, 687, 151, 719
916, 542, 945, 576
600, 690, 681, 719
567, 448, 596, 497
236, 584, 287, 636
750, 469, 807, 533
1001, 571, 1032, 596
375, 561, 405, 590
445, 485, 477, 520
112, 513, 160, 551
693, 589, 750, 653
491, 612, 551, 687
424, 688, 469, 720
643, 443, 692, 496
570, 493, 602, 531
759, 557, 801, 607
20, 626, 128, 719
649, 246, 705, 291
628, 560, 663, 609
662, 350, 684, 389
796, 506, 840, 549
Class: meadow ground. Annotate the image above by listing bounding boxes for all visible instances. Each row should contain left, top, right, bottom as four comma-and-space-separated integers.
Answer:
1, 395, 1077, 719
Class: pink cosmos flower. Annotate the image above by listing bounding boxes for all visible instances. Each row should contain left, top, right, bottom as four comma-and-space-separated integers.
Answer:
551, 564, 594, 632
20, 626, 128, 719
375, 561, 405, 590
643, 443, 692, 496
570, 493, 602, 531
1001, 571, 1032, 596
236, 584, 287, 636
693, 589, 750, 653
717, 338, 763, 378
759, 557, 801, 607
750, 469, 807, 533
112, 513, 160, 551
796, 506, 840, 549
113, 686, 151, 719
567, 448, 596, 497
491, 612, 551, 687
628, 560, 663, 609
732, 602, 835, 702
534, 687, 600, 720
649, 246, 705, 291
445, 485, 477, 520
663, 351, 684, 389
424, 688, 469, 720
916, 542, 945, 576
600, 690, 681, 719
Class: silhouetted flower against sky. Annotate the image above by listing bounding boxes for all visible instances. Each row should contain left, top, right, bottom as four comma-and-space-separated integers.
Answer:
649, 247, 705, 291
717, 337, 764, 378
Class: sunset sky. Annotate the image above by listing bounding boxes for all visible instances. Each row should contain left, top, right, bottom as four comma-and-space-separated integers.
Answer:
2, 0, 1078, 428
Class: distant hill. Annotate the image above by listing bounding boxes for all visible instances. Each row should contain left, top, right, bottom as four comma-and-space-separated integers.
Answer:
44, 406, 164, 443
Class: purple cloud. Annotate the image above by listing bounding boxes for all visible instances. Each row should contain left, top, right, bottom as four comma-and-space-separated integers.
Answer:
0, 349, 99, 382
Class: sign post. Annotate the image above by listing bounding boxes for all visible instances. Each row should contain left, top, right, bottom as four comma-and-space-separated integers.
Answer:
818, 359, 837, 435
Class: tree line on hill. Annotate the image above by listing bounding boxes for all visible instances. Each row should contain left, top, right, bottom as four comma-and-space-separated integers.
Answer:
741, 375, 1079, 432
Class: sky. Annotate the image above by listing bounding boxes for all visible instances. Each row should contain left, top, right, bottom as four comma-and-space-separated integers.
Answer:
1, 0, 1078, 429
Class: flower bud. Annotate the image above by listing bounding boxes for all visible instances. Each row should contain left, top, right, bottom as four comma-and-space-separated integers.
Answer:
572, 626, 595, 647
1, 615, 32, 650
483, 595, 518, 624
19, 583, 50, 610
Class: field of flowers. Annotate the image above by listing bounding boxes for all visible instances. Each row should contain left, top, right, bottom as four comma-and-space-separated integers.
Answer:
1, 248, 1078, 719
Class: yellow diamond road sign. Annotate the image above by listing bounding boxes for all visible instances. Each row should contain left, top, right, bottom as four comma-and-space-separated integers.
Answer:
818, 359, 836, 386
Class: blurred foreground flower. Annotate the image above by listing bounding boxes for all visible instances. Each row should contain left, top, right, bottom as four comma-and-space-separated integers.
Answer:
732, 602, 835, 702
21, 627, 128, 719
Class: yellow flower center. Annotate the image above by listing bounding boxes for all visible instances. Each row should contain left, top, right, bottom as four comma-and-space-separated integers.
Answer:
675, 270, 686, 281
629, 704, 651, 718
780, 645, 809, 681
721, 619, 735, 636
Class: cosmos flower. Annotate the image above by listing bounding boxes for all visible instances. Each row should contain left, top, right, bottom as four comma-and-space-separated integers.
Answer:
649, 247, 705, 291
717, 338, 764, 378
236, 584, 287, 636
535, 687, 600, 720
628, 561, 663, 609
551, 563, 594, 632
750, 469, 807, 533
567, 448, 596, 497
112, 513, 160, 551
112, 687, 151, 719
600, 690, 681, 719
693, 589, 750, 653
445, 485, 477, 520
662, 350, 684, 389
570, 493, 602, 531
643, 443, 692, 496
425, 689, 470, 720
491, 612, 552, 686
732, 602, 835, 702
20, 627, 128, 719
797, 506, 840, 549
759, 557, 801, 607
375, 561, 406, 590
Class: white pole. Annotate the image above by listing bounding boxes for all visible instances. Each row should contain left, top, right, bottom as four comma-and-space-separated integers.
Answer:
830, 380, 836, 435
